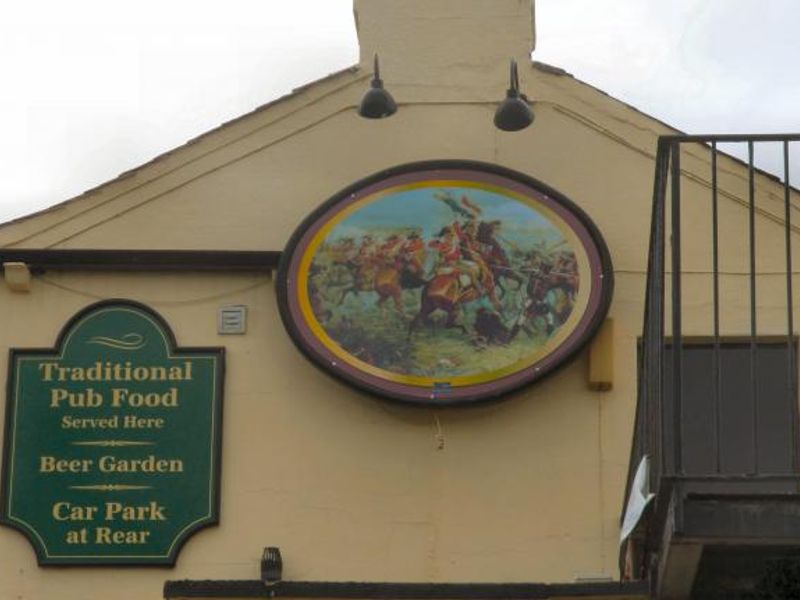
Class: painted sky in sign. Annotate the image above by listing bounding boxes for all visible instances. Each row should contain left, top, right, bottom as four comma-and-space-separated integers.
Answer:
327, 187, 566, 249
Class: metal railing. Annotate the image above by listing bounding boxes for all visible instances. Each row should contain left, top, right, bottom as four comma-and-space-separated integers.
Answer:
627, 133, 800, 524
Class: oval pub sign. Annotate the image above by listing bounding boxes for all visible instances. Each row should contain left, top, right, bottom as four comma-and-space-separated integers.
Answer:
277, 161, 613, 405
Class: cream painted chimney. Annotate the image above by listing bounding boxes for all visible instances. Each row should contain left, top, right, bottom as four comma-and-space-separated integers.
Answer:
353, 0, 535, 98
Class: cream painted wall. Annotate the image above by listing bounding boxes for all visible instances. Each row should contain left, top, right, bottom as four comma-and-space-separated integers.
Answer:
0, 274, 631, 600
2, 2, 800, 600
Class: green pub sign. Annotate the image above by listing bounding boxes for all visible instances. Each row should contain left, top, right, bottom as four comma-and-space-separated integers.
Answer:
1, 300, 224, 565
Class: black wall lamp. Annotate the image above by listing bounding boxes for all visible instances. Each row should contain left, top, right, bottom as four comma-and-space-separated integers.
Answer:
494, 58, 534, 132
358, 54, 397, 119
358, 55, 533, 131
261, 546, 283, 583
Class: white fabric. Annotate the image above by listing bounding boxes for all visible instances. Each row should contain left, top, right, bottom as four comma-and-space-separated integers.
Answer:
620, 455, 656, 544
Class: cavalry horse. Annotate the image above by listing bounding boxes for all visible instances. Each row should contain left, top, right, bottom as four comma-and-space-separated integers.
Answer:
408, 273, 478, 335
523, 263, 577, 334
337, 257, 426, 318
475, 222, 524, 297
373, 264, 426, 317
408, 270, 488, 336
489, 260, 524, 298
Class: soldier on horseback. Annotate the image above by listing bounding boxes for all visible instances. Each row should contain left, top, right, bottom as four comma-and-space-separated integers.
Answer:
453, 219, 502, 310
355, 234, 377, 267
398, 231, 425, 274
375, 233, 404, 267
428, 222, 502, 311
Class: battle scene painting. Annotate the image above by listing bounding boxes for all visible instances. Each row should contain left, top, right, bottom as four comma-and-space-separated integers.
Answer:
295, 178, 597, 394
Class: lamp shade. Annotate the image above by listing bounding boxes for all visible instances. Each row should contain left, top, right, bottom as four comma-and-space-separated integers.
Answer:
494, 59, 534, 132
358, 55, 397, 119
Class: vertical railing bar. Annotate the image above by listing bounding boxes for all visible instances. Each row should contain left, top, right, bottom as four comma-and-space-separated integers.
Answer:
643, 159, 657, 475
671, 141, 683, 475
784, 140, 798, 472
653, 141, 669, 481
711, 142, 722, 474
622, 137, 670, 512
636, 353, 648, 486
623, 138, 670, 514
748, 140, 759, 474
623, 138, 669, 519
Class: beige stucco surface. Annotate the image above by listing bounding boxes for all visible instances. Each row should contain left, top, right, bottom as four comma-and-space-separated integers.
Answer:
1, 2, 798, 599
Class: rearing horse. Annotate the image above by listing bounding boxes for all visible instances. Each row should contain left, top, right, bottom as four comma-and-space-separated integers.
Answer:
408, 272, 482, 336
524, 265, 576, 334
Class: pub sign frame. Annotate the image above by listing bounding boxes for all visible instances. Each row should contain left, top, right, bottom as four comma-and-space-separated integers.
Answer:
277, 160, 614, 405
0, 299, 225, 566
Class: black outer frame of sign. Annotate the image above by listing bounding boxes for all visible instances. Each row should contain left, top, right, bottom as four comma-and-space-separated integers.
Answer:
276, 159, 614, 406
0, 298, 226, 567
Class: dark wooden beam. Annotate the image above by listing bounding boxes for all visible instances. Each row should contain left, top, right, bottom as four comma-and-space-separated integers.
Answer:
654, 491, 703, 600
0, 249, 280, 273
163, 580, 649, 599
683, 495, 800, 542
657, 543, 704, 600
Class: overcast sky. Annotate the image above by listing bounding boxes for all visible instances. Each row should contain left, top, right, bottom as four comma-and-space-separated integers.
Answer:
1, 0, 798, 223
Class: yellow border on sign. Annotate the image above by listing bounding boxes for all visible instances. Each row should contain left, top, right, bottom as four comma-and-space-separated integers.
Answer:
296, 180, 593, 388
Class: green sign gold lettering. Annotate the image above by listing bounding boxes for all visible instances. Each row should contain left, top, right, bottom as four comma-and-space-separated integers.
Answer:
0, 301, 224, 565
